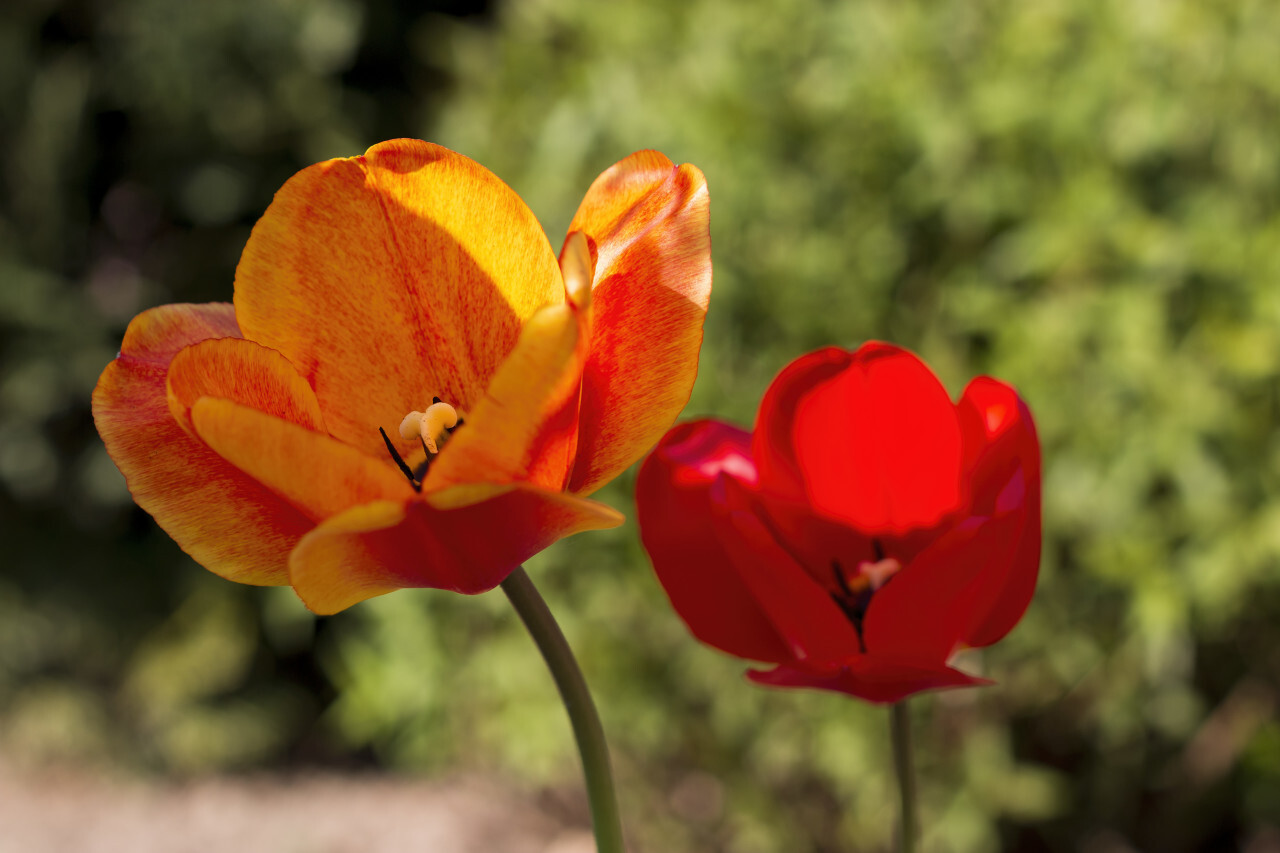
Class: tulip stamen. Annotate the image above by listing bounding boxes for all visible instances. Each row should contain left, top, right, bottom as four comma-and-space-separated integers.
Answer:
830, 542, 904, 654
832, 559, 857, 600
432, 396, 465, 434
389, 397, 467, 483
400, 400, 459, 454
831, 560, 869, 653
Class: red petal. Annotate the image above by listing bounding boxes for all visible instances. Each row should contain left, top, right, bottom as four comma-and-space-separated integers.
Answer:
751, 494, 886, 592
955, 377, 1042, 647
861, 511, 1024, 660
233, 139, 563, 459
288, 485, 624, 614
565, 152, 712, 495
92, 303, 309, 585
754, 343, 964, 535
636, 420, 861, 664
637, 421, 787, 662
748, 655, 991, 704
714, 476, 866, 663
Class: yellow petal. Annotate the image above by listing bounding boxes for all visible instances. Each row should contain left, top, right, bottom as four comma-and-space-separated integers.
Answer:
422, 292, 589, 492
190, 397, 414, 522
233, 139, 563, 459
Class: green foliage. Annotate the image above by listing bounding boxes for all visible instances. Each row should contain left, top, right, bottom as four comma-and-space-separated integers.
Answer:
3, 0, 1280, 851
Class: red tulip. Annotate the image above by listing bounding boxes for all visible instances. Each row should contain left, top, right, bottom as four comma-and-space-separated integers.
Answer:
93, 141, 711, 614
635, 343, 1041, 703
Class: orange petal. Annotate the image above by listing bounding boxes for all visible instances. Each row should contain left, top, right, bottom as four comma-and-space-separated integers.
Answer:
166, 337, 326, 436
288, 484, 624, 614
120, 301, 241, 363
565, 151, 712, 495
422, 286, 588, 492
189, 397, 415, 522
233, 139, 563, 460
92, 303, 309, 585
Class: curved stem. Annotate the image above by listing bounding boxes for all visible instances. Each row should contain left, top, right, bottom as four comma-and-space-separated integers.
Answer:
501, 566, 625, 853
890, 701, 918, 853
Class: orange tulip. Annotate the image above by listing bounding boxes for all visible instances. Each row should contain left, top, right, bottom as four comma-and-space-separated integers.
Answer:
93, 140, 711, 614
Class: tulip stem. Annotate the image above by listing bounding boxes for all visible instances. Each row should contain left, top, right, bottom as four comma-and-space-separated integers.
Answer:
890, 701, 919, 853
501, 566, 625, 853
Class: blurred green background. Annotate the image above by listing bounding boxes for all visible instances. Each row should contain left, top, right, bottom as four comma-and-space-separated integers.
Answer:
3, 0, 1280, 850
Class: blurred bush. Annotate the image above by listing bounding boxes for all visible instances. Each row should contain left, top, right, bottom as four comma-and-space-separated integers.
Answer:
3, 0, 1280, 851
0, 0, 494, 769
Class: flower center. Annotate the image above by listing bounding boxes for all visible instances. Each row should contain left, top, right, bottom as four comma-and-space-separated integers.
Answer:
399, 400, 459, 454
840, 557, 902, 596
378, 396, 464, 491
830, 539, 903, 652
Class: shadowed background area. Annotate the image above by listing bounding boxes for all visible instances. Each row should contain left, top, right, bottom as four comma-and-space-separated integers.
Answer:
3, 1, 1280, 851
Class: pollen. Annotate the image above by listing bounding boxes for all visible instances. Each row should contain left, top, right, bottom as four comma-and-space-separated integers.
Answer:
838, 556, 903, 596
399, 401, 459, 453
854, 557, 902, 593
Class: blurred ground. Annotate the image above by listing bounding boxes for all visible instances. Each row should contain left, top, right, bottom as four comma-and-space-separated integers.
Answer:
0, 757, 591, 853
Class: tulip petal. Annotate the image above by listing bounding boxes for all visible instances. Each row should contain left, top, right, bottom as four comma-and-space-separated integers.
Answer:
166, 337, 326, 435
748, 655, 991, 704
189, 397, 415, 522
862, 511, 1023, 660
233, 139, 563, 459
289, 485, 624, 614
715, 476, 868, 663
751, 493, 887, 591
92, 303, 309, 585
565, 151, 712, 495
119, 302, 242, 362
636, 421, 793, 662
422, 294, 587, 493
754, 343, 964, 534
636, 420, 862, 664
956, 378, 1042, 647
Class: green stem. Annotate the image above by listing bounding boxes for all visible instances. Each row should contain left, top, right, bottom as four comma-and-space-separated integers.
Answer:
890, 701, 918, 853
501, 566, 625, 853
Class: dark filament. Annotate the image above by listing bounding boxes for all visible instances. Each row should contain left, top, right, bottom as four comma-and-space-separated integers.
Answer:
414, 436, 433, 481
379, 427, 422, 492
829, 540, 887, 654
830, 560, 869, 653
